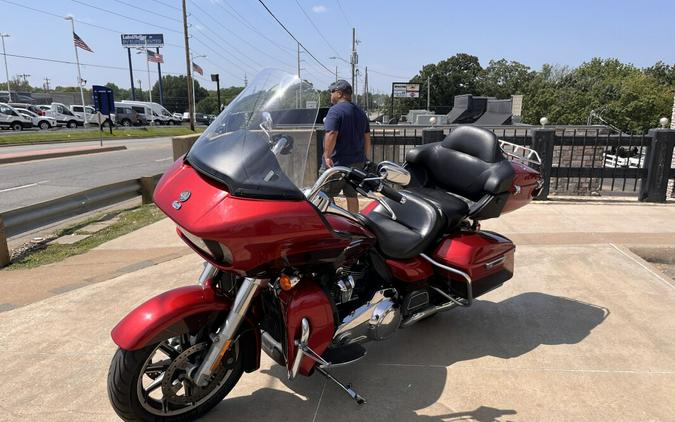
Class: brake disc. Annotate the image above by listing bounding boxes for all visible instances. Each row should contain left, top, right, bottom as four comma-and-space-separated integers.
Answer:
161, 342, 235, 405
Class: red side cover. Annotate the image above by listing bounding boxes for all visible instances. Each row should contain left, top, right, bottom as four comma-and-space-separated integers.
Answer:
279, 280, 334, 376
432, 231, 515, 281
502, 162, 541, 214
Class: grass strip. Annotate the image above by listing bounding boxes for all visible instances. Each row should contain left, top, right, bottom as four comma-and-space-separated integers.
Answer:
4, 204, 166, 270
0, 126, 202, 145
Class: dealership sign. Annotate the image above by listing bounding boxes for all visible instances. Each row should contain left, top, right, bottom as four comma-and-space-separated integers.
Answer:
393, 83, 420, 98
121, 34, 165, 48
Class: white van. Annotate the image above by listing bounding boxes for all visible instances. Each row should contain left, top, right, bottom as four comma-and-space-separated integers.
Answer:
70, 105, 115, 127
0, 102, 33, 131
41, 103, 84, 128
121, 101, 180, 125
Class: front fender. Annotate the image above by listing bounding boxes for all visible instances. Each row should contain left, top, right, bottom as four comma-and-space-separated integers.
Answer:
111, 283, 262, 372
111, 283, 230, 350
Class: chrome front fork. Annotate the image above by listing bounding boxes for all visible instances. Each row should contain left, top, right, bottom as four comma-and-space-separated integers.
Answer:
192, 276, 265, 387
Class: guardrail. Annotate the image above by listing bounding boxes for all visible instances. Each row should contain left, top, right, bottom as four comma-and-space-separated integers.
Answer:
0, 174, 161, 267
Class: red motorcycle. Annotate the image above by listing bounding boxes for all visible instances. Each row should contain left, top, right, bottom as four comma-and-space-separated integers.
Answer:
107, 70, 542, 421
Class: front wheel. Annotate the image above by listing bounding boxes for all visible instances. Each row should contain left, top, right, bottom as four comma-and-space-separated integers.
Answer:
107, 336, 243, 422
67, 120, 78, 129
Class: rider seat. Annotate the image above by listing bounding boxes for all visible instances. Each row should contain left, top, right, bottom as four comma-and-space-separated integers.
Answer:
358, 192, 443, 260
404, 126, 515, 230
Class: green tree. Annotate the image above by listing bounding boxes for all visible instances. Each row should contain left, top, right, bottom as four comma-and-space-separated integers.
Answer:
151, 75, 208, 113
104, 82, 130, 101
478, 59, 535, 99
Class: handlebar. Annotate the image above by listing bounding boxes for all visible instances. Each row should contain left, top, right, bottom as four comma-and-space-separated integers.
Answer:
379, 183, 405, 204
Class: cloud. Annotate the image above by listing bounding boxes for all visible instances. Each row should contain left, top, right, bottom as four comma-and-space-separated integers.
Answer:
312, 5, 328, 13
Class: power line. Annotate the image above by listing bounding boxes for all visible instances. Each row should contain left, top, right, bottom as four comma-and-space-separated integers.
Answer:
367, 68, 411, 80
294, 0, 344, 60
255, 0, 334, 76
217, 0, 295, 53
111, 0, 181, 23
189, 0, 294, 70
190, 34, 257, 75
148, 0, 181, 11
335, 0, 353, 27
71, 0, 182, 34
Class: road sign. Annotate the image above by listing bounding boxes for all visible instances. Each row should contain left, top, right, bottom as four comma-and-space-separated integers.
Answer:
393, 83, 420, 98
92, 85, 115, 116
121, 34, 164, 48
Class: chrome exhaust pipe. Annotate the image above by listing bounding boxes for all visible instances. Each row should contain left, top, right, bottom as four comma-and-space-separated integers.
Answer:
261, 331, 286, 366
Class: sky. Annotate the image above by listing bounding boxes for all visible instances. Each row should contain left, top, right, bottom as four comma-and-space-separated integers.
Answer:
0, 0, 674, 94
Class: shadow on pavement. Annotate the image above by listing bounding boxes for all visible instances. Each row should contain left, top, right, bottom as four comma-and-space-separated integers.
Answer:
202, 293, 608, 422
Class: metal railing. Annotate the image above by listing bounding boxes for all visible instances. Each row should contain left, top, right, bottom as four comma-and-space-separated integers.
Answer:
315, 125, 675, 201
0, 174, 161, 267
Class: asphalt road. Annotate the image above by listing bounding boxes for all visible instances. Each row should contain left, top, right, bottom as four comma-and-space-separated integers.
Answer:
0, 137, 175, 213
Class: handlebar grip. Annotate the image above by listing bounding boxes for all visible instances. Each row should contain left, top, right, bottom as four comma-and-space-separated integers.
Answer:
380, 184, 406, 204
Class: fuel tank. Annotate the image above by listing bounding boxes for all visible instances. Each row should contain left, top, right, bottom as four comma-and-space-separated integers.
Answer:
154, 159, 374, 275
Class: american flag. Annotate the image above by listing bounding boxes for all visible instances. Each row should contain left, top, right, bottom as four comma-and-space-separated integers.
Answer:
146, 50, 164, 64
73, 32, 93, 53
192, 62, 203, 76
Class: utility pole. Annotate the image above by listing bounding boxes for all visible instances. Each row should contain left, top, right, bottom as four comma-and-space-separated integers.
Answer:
355, 68, 359, 106
297, 42, 301, 109
351, 28, 356, 92
364, 66, 369, 112
137, 79, 142, 101
427, 76, 431, 111
182, 0, 195, 131
17, 73, 30, 84
244, 73, 248, 87
211, 73, 221, 111
335, 65, 338, 82
43, 77, 51, 92
0, 33, 10, 97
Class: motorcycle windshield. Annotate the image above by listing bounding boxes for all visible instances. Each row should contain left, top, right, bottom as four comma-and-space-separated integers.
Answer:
186, 69, 320, 201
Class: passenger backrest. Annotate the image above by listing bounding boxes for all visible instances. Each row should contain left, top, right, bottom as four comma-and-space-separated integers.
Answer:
406, 126, 514, 202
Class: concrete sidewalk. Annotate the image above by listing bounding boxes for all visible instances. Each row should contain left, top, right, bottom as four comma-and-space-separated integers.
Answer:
0, 201, 674, 421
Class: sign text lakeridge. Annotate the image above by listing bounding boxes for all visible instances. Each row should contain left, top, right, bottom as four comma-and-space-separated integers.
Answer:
120, 34, 165, 48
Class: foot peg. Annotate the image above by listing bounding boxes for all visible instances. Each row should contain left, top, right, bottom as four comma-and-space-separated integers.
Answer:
316, 366, 366, 405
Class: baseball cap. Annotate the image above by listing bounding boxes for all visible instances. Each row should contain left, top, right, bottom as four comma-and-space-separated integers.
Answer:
328, 80, 352, 95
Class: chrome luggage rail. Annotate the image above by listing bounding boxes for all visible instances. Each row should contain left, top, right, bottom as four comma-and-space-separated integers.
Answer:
499, 140, 542, 167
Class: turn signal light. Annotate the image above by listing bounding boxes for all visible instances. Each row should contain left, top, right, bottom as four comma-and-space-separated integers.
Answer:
279, 274, 300, 291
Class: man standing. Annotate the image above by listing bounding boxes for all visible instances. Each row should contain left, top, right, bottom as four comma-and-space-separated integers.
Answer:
322, 79, 371, 213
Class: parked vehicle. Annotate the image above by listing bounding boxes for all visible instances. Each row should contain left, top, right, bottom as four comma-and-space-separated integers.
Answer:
68, 105, 114, 127
16, 108, 57, 130
173, 112, 183, 121
0, 102, 33, 130
9, 103, 45, 116
121, 101, 181, 125
106, 70, 543, 421
40, 103, 84, 128
114, 103, 144, 127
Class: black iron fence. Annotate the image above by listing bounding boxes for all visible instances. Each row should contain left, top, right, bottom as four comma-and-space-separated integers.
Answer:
315, 125, 675, 202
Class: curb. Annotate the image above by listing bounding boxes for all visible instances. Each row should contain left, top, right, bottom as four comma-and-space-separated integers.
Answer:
0, 145, 127, 164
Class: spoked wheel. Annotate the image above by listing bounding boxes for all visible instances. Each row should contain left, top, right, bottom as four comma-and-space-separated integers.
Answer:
108, 333, 243, 422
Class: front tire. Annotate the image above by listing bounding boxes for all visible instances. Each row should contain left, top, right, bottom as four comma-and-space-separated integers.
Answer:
108, 338, 243, 422
67, 120, 77, 129
39, 121, 50, 130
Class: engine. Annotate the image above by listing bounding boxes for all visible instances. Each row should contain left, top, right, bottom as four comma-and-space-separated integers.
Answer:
331, 288, 402, 346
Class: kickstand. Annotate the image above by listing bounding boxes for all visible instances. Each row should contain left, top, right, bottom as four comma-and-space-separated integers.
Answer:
315, 366, 366, 405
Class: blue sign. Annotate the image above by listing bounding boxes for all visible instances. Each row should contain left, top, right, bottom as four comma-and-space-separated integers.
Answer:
92, 85, 115, 116
121, 33, 164, 48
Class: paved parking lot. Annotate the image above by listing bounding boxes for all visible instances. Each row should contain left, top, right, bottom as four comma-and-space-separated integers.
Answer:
0, 202, 674, 421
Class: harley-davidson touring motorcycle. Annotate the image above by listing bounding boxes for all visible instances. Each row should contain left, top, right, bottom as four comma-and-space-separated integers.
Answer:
107, 69, 543, 421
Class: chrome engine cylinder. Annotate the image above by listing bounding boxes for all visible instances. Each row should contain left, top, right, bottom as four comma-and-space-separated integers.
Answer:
332, 289, 402, 346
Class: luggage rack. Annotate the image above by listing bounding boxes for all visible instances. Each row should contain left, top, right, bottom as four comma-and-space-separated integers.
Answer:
498, 140, 542, 167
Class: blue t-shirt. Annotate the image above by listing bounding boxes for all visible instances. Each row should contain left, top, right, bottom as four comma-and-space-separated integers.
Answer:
324, 101, 370, 166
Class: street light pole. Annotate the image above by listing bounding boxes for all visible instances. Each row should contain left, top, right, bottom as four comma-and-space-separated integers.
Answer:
0, 34, 11, 97
65, 17, 88, 127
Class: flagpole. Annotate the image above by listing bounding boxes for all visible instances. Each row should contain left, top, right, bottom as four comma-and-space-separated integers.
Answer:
144, 38, 154, 125
66, 17, 88, 127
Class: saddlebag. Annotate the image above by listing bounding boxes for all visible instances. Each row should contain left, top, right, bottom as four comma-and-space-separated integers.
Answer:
431, 230, 515, 301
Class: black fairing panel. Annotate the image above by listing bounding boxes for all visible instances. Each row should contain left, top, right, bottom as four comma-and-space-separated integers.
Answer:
186, 130, 304, 200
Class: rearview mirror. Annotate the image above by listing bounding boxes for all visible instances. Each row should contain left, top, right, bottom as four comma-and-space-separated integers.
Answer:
378, 161, 411, 186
